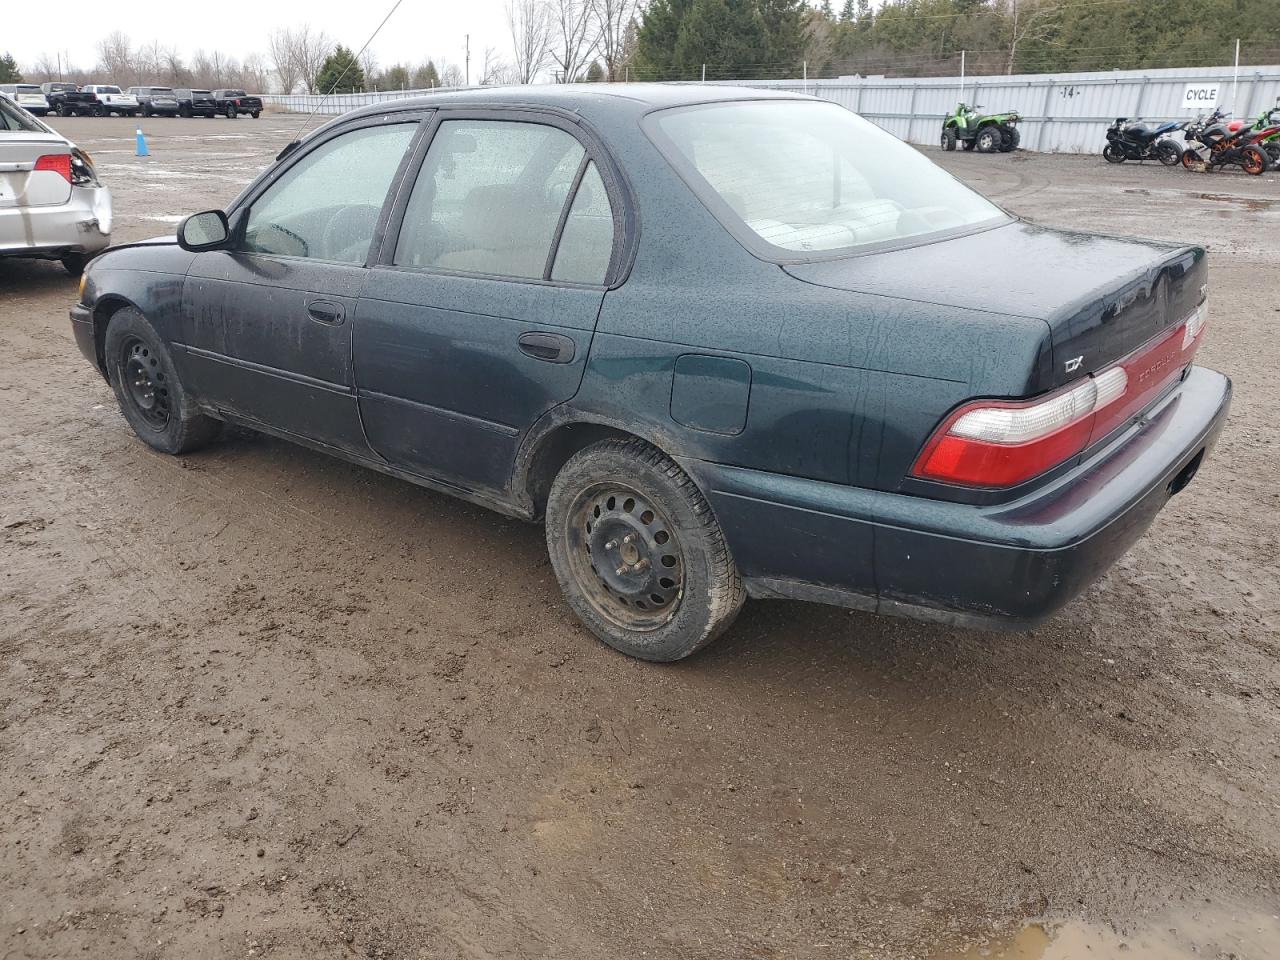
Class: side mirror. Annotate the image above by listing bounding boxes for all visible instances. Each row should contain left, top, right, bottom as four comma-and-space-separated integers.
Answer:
177, 210, 229, 251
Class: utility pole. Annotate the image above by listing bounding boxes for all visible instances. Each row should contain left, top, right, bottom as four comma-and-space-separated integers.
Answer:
1231, 38, 1240, 115
465, 34, 470, 87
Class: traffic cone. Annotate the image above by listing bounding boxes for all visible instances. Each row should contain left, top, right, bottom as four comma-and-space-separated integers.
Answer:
135, 127, 149, 158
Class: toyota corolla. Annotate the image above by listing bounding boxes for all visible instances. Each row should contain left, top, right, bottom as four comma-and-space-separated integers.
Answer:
69, 86, 1230, 661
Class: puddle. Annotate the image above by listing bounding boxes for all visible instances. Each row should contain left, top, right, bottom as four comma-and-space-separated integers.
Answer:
932, 907, 1280, 960
1120, 187, 1275, 212
1194, 192, 1275, 212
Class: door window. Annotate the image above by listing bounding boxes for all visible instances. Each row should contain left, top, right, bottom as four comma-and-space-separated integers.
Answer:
243, 123, 416, 263
550, 161, 614, 284
394, 120, 589, 280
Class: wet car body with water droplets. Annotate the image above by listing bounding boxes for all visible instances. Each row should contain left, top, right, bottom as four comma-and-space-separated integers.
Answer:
68, 85, 1230, 661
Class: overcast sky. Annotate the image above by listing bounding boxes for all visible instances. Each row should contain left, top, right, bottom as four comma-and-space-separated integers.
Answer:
5, 0, 511, 78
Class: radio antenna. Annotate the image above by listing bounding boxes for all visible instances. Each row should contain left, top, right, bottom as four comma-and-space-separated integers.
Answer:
276, 0, 407, 160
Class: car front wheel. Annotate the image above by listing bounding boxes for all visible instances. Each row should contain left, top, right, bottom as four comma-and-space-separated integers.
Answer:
545, 437, 745, 662
104, 307, 222, 455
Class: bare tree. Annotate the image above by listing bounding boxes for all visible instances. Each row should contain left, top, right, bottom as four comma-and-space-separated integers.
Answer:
96, 32, 134, 83
590, 0, 641, 81
240, 53, 269, 93
440, 61, 466, 88
267, 29, 302, 94
294, 25, 334, 93
507, 0, 552, 84
549, 0, 598, 83
359, 48, 379, 90
1002, 0, 1058, 75
29, 53, 60, 83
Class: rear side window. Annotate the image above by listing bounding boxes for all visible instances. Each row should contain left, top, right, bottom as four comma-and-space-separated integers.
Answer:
0, 96, 45, 132
394, 119, 587, 280
243, 123, 416, 263
551, 162, 614, 284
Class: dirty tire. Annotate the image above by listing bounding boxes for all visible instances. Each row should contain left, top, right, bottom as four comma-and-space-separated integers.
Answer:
104, 307, 222, 455
1241, 145, 1268, 176
545, 437, 745, 662
999, 126, 1020, 152
941, 128, 957, 151
1102, 144, 1125, 164
976, 126, 1002, 153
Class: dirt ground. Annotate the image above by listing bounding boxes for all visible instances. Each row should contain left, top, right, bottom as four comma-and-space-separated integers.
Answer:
2, 116, 1278, 960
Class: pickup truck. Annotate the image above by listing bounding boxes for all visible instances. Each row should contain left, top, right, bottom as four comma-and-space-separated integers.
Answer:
81, 85, 140, 117
40, 83, 97, 117
211, 89, 262, 119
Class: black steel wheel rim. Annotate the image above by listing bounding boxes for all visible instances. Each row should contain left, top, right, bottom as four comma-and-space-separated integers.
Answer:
565, 482, 685, 631
121, 338, 171, 430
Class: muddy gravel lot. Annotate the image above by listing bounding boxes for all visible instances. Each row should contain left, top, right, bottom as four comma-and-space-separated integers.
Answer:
2, 116, 1278, 960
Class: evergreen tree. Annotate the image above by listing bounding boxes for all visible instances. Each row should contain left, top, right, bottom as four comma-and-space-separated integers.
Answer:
314, 45, 366, 94
820, 0, 834, 19
585, 61, 606, 81
411, 61, 441, 89
0, 52, 22, 84
839, 0, 855, 22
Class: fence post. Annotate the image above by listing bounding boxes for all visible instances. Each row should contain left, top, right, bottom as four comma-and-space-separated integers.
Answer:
1133, 76, 1150, 117
905, 82, 918, 143
1036, 78, 1055, 151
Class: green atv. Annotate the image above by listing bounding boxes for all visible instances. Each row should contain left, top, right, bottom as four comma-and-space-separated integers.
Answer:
941, 103, 1022, 153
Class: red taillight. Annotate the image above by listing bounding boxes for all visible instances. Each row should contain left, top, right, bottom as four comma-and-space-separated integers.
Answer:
34, 154, 72, 182
912, 302, 1207, 488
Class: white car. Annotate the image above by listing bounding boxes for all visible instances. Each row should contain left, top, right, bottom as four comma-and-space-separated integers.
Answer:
81, 84, 140, 117
0, 83, 49, 116
0, 92, 112, 275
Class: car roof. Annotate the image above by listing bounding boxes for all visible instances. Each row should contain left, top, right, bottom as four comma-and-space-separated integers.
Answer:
342, 83, 811, 125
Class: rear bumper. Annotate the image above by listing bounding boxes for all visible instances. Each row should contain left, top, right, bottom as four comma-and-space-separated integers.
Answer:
0, 184, 112, 257
678, 365, 1232, 629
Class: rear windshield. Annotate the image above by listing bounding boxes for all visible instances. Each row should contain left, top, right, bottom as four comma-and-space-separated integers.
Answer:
647, 100, 1007, 259
152, 88, 174, 95
96, 85, 123, 94
14, 85, 41, 93
194, 90, 212, 96
48, 83, 77, 92
222, 90, 247, 97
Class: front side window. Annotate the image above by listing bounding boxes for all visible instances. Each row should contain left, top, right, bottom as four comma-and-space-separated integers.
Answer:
394, 119, 590, 281
649, 100, 1007, 259
244, 123, 416, 263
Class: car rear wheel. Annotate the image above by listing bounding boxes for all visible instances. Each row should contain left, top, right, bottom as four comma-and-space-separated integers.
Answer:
61, 254, 86, 277
545, 437, 745, 662
225, 104, 237, 119
251, 111, 260, 119
104, 308, 222, 455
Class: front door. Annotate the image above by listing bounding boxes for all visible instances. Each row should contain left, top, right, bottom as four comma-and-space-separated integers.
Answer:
354, 115, 623, 495
176, 118, 422, 453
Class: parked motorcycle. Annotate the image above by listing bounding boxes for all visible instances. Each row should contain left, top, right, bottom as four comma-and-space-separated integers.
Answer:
1229, 99, 1280, 166
1102, 117, 1185, 165
1181, 107, 1272, 175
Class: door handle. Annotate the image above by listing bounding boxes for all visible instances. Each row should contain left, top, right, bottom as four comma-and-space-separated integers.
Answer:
518, 332, 575, 364
307, 300, 345, 325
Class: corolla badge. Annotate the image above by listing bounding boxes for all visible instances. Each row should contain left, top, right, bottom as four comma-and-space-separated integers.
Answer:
1064, 355, 1084, 373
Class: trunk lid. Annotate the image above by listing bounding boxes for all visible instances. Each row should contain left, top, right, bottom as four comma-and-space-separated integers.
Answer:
784, 221, 1206, 393
0, 133, 72, 208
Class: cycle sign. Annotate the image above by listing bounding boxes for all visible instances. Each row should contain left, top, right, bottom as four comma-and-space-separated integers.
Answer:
1182, 83, 1221, 109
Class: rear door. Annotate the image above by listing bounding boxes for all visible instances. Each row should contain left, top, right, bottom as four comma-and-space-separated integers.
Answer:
0, 101, 69, 210
354, 111, 625, 496
177, 113, 427, 452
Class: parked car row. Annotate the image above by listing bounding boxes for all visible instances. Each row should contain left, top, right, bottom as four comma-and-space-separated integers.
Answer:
1, 83, 263, 119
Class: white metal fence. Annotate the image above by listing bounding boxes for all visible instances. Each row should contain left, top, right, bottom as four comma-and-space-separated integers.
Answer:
260, 64, 1280, 155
